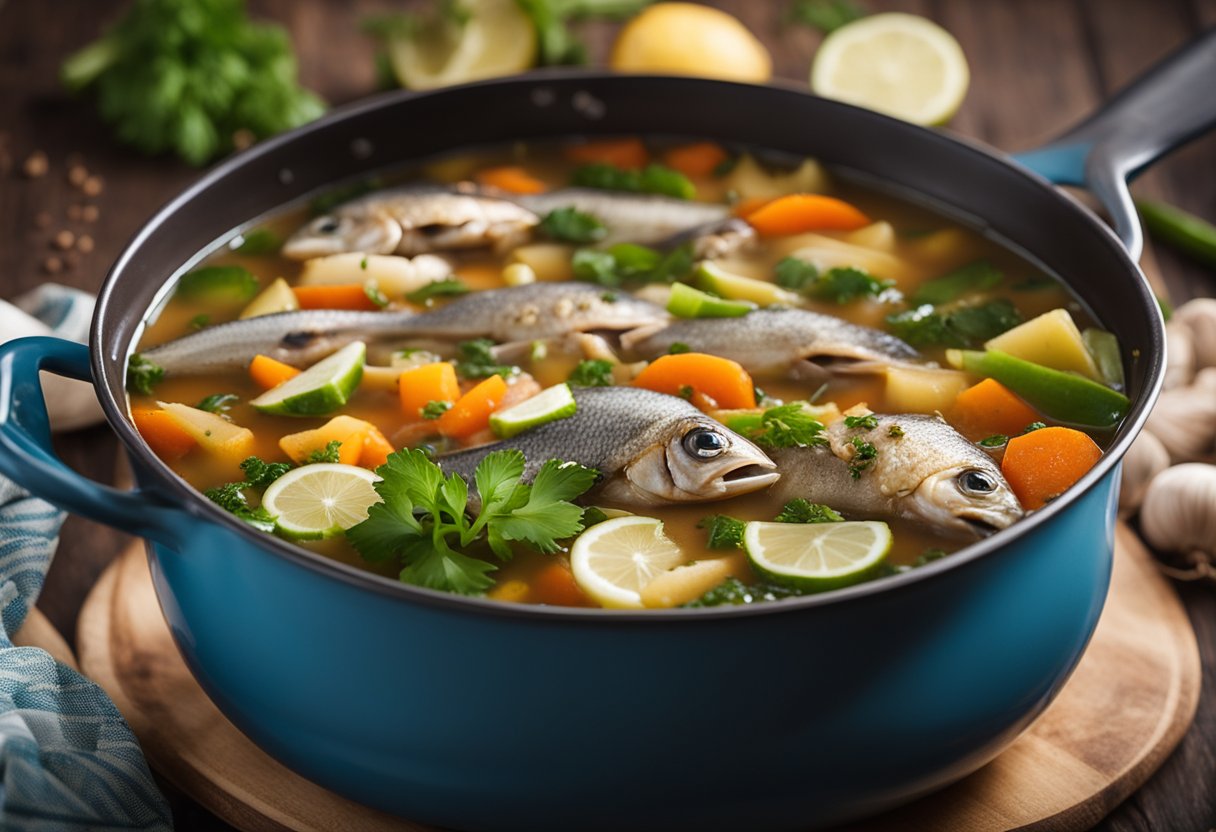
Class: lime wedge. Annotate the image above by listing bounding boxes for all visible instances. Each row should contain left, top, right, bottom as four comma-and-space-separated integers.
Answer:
569, 516, 685, 609
261, 463, 382, 540
744, 520, 891, 591
695, 262, 801, 307
386, 0, 537, 90
250, 342, 365, 417
810, 13, 970, 126
489, 382, 577, 439
667, 282, 756, 318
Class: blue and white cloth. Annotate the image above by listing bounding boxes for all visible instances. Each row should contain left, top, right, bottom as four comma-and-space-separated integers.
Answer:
0, 285, 171, 830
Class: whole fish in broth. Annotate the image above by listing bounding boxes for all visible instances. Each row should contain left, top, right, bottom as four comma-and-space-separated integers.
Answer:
142, 282, 668, 375
515, 188, 731, 246
621, 307, 920, 379
768, 413, 1023, 538
437, 387, 779, 507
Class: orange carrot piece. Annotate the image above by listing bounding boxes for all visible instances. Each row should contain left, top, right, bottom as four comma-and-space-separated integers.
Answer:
1001, 427, 1103, 511
438, 374, 508, 439
661, 142, 729, 178
745, 194, 871, 236
531, 562, 591, 607
475, 165, 547, 194
292, 284, 379, 311
564, 137, 649, 169
632, 353, 756, 410
132, 409, 196, 461
732, 196, 773, 218
951, 379, 1042, 440
359, 427, 396, 469
279, 416, 369, 466
399, 362, 461, 421
249, 354, 301, 390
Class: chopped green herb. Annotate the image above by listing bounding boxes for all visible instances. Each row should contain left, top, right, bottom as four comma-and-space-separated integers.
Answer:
774, 499, 843, 524
188, 314, 211, 330
601, 291, 618, 302
306, 440, 342, 464
848, 437, 877, 479
539, 207, 607, 243
126, 354, 164, 396
946, 299, 1023, 343
568, 359, 615, 387
979, 434, 1008, 448
239, 456, 293, 489
774, 257, 819, 292
886, 300, 1023, 347
683, 576, 802, 608
844, 414, 878, 430
668, 342, 691, 355
786, 0, 865, 33
235, 229, 282, 256
360, 256, 369, 270
405, 278, 470, 304
455, 339, 517, 379
910, 260, 1003, 306
698, 515, 746, 549
727, 403, 827, 449
712, 156, 739, 178
203, 482, 276, 533
364, 282, 390, 308
1022, 421, 1047, 434
514, 0, 649, 66
572, 242, 692, 287
346, 449, 598, 594
196, 393, 238, 414
421, 400, 452, 420
887, 424, 905, 438
677, 384, 694, 399
581, 506, 610, 528
571, 162, 696, 199
810, 267, 894, 304
915, 548, 947, 566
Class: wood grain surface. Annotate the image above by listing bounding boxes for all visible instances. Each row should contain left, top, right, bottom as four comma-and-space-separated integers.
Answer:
1, 1, 1214, 830
70, 526, 1198, 832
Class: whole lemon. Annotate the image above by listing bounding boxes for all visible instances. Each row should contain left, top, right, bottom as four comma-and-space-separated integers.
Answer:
610, 3, 772, 83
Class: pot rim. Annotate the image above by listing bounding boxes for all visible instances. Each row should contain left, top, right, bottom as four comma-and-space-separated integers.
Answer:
92, 70, 1164, 622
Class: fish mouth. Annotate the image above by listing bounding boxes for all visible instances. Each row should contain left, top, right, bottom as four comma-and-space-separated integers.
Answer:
716, 462, 781, 496
959, 515, 1005, 538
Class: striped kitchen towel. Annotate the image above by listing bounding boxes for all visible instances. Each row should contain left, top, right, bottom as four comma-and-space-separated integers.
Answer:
0, 285, 171, 830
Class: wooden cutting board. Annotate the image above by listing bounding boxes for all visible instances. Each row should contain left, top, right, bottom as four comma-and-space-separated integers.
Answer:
71, 523, 1199, 832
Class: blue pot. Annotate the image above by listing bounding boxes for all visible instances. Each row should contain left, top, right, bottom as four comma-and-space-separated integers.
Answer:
2, 42, 1209, 827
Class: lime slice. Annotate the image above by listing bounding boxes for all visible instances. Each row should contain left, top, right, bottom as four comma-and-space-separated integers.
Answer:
744, 520, 891, 591
695, 262, 801, 307
810, 13, 970, 126
490, 382, 577, 439
386, 0, 537, 90
261, 463, 382, 540
569, 516, 685, 609
667, 282, 756, 319
250, 342, 365, 417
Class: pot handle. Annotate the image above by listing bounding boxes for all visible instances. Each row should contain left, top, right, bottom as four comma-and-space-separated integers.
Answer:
1013, 27, 1216, 260
0, 336, 188, 546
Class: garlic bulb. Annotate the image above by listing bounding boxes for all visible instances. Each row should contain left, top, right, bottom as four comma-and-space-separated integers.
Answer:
1195, 367, 1216, 392
1140, 463, 1216, 577
1173, 298, 1216, 370
1145, 378, 1216, 463
1119, 429, 1170, 515
1163, 320, 1195, 390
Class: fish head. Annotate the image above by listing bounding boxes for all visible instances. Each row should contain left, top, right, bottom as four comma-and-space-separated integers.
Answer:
282, 212, 402, 259
623, 415, 779, 504
911, 463, 1024, 538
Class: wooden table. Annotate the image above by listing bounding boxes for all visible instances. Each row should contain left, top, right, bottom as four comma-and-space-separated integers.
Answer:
1, 1, 1213, 829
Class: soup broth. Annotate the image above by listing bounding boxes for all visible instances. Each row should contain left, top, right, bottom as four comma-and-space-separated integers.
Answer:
127, 138, 1127, 609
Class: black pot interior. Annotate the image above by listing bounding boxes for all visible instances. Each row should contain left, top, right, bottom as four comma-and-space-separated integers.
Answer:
93, 73, 1164, 600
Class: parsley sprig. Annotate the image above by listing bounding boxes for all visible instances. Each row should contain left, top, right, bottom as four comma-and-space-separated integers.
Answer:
724, 403, 827, 449
346, 449, 598, 595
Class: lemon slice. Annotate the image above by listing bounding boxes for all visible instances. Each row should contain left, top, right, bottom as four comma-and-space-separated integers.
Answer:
261, 463, 382, 540
810, 13, 970, 126
387, 0, 538, 90
569, 516, 685, 609
744, 520, 891, 591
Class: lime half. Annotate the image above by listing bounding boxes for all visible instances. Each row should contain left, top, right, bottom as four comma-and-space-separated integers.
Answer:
810, 13, 970, 126
387, 0, 537, 90
261, 463, 382, 540
569, 516, 685, 609
250, 341, 365, 417
490, 382, 577, 439
744, 520, 891, 591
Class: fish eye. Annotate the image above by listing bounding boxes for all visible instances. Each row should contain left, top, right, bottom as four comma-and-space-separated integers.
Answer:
315, 217, 341, 234
683, 428, 727, 459
958, 469, 997, 496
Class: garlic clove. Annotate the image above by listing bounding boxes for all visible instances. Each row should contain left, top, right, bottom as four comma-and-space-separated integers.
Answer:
1140, 462, 1216, 562
1163, 319, 1196, 390
1173, 298, 1216, 371
1145, 378, 1216, 463
1119, 429, 1170, 516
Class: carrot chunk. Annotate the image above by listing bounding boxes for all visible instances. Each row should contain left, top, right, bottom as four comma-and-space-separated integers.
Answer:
359, 426, 396, 469
132, 408, 196, 460
399, 362, 461, 421
951, 378, 1042, 440
745, 194, 871, 236
564, 137, 649, 169
280, 416, 369, 466
1001, 427, 1103, 510
732, 196, 773, 218
661, 142, 728, 178
632, 353, 756, 410
438, 375, 508, 440
249, 354, 301, 390
531, 562, 591, 607
475, 165, 547, 194
292, 284, 380, 311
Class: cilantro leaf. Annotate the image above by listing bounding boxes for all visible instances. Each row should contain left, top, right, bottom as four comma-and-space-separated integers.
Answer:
571, 162, 695, 199
775, 257, 818, 291
569, 359, 615, 387
539, 207, 607, 243
571, 242, 693, 287
945, 299, 1023, 343
405, 278, 470, 304
455, 339, 517, 379
979, 434, 1008, 448
240, 456, 293, 488
126, 354, 164, 396
844, 414, 878, 430
400, 545, 498, 595
886, 300, 1023, 347
683, 576, 802, 608
698, 515, 746, 549
422, 400, 452, 419
910, 260, 1003, 306
727, 404, 827, 449
774, 499, 843, 524
196, 393, 238, 414
492, 459, 596, 553
809, 267, 894, 304
847, 437, 877, 479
